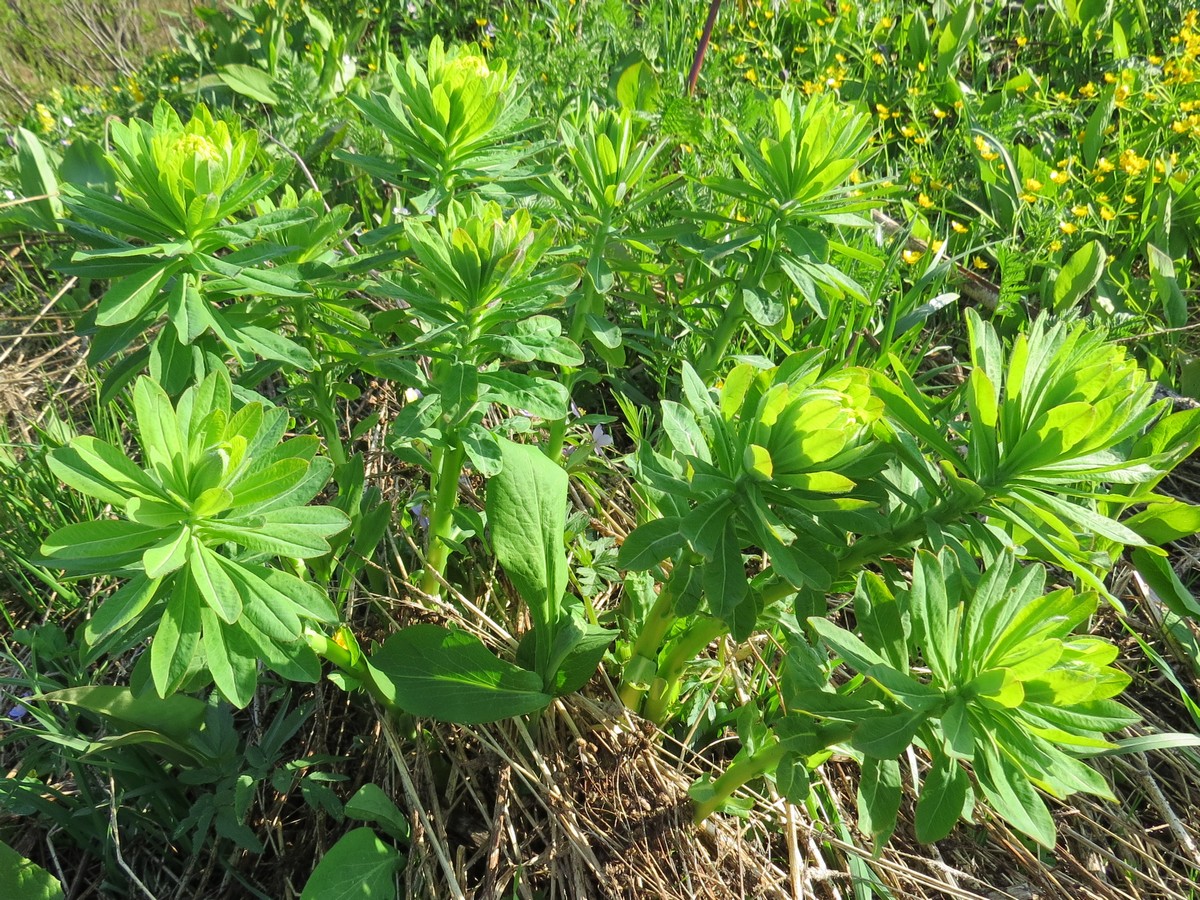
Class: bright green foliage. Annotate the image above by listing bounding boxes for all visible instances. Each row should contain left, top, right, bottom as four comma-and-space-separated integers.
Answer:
41, 368, 347, 707
690, 90, 877, 375
365, 439, 611, 722
340, 37, 535, 208
370, 197, 579, 594
540, 106, 678, 365
793, 550, 1136, 848
622, 354, 885, 603
873, 309, 1187, 592
58, 101, 317, 380
299, 827, 403, 900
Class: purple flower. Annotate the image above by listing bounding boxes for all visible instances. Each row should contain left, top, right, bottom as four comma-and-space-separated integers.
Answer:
591, 424, 614, 455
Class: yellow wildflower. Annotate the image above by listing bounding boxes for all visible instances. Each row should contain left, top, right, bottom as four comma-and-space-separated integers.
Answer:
902, 248, 923, 265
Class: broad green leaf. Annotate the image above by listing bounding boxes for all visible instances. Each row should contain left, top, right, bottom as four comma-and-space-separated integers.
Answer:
1052, 241, 1106, 313
190, 541, 243, 624
49, 436, 165, 504
368, 625, 553, 724
83, 575, 162, 646
478, 370, 569, 419
915, 757, 970, 843
201, 609, 258, 707
41, 685, 206, 744
807, 617, 890, 672
0, 839, 64, 900
142, 525, 191, 578
1148, 244, 1188, 329
1125, 499, 1200, 544
851, 708, 927, 758
217, 63, 282, 105
975, 741, 1056, 848
704, 524, 750, 637
150, 575, 201, 698
1130, 548, 1200, 618
95, 265, 171, 326
300, 828, 401, 900
42, 519, 167, 564
486, 438, 569, 677
856, 757, 902, 845
618, 517, 686, 570
345, 784, 411, 843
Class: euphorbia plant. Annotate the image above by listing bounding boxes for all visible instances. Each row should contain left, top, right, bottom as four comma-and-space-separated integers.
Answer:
685, 88, 877, 379
364, 197, 579, 596
41, 368, 348, 707
618, 310, 1200, 728
58, 101, 327, 395
339, 37, 538, 211
692, 549, 1138, 849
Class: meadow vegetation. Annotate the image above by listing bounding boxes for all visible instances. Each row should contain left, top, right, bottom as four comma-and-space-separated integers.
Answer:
3, 1, 1200, 897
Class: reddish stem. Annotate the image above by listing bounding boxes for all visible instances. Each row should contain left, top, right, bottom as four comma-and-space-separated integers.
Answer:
687, 0, 723, 95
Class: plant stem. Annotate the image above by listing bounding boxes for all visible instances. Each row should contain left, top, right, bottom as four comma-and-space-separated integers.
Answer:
695, 289, 744, 381
421, 436, 467, 597
692, 739, 786, 823
617, 561, 694, 710
305, 630, 390, 707
642, 616, 725, 723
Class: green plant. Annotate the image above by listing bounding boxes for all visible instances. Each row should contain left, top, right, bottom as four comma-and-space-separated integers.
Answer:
339, 36, 538, 210
686, 88, 877, 379
40, 368, 348, 707
692, 548, 1137, 849
366, 197, 579, 596
57, 101, 320, 392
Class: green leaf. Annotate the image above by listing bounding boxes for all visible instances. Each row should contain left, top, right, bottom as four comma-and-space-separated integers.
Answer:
1125, 499, 1200, 544
1130, 548, 1200, 618
915, 756, 969, 843
345, 784, 411, 843
704, 524, 750, 637
617, 517, 686, 570
1052, 241, 1106, 313
0, 839, 64, 900
217, 64, 282, 105
367, 625, 553, 724
851, 709, 927, 759
1148, 244, 1188, 329
486, 438, 569, 677
299, 828, 402, 900
976, 741, 1056, 848
95, 265, 172, 326
41, 519, 166, 565
143, 525, 191, 578
857, 757, 902, 846
83, 575, 162, 646
190, 542, 243, 624
150, 575, 201, 698
41, 685, 206, 744
478, 370, 570, 419
201, 611, 258, 707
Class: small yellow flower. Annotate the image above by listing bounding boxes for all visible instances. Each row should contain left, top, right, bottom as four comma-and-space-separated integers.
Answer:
930, 239, 945, 252
972, 256, 990, 270
1016, 35, 1029, 47
951, 220, 969, 234
918, 193, 934, 208
933, 107, 948, 120
1059, 221, 1078, 234
1049, 169, 1069, 185
1095, 157, 1116, 173
1123, 194, 1137, 204
1079, 82, 1097, 99
1020, 193, 1038, 203
902, 248, 924, 265
745, 68, 758, 83
872, 52, 886, 65
910, 172, 924, 185
1100, 206, 1117, 221
34, 103, 54, 133
1024, 177, 1044, 192
1072, 205, 1090, 217
1050, 239, 1063, 252
876, 103, 890, 119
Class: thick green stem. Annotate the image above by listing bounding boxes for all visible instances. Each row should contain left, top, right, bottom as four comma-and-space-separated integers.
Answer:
421, 437, 467, 597
695, 290, 744, 382
305, 630, 390, 707
642, 616, 725, 723
617, 561, 695, 710
693, 739, 786, 823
